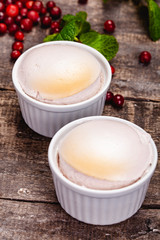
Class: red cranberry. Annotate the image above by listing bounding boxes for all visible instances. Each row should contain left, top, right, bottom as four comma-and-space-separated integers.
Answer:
50, 20, 61, 33
8, 23, 19, 35
139, 51, 151, 64
6, 4, 19, 17
50, 6, 61, 19
106, 91, 114, 103
5, 0, 14, 6
40, 6, 47, 15
15, 15, 22, 25
25, 1, 33, 10
12, 41, 23, 51
0, 12, 5, 22
15, 30, 24, 41
113, 94, 124, 108
50, 26, 60, 34
0, 2, 5, 12
41, 15, 51, 28
20, 0, 28, 4
46, 1, 56, 10
15, 1, 23, 9
78, 0, 88, 4
50, 21, 60, 29
0, 23, 7, 34
104, 20, 115, 33
4, 16, 14, 25
27, 10, 39, 23
110, 65, 115, 75
11, 49, 21, 60
20, 0, 29, 4
32, 1, 43, 13
20, 18, 33, 31
20, 8, 28, 18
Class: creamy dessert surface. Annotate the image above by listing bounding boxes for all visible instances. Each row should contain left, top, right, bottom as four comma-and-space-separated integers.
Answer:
18, 44, 104, 104
58, 119, 153, 190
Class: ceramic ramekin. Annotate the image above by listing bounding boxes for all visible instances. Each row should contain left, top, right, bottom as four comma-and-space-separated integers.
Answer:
12, 41, 111, 138
48, 116, 158, 225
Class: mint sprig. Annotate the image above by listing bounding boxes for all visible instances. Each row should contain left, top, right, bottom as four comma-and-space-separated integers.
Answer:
43, 11, 119, 61
147, 0, 160, 41
80, 31, 118, 61
61, 12, 91, 36
44, 20, 82, 42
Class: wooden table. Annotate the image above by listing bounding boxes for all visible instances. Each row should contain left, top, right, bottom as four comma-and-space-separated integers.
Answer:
0, 0, 160, 239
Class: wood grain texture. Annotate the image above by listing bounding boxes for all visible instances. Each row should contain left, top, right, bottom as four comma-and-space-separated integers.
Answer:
0, 199, 160, 240
0, 0, 160, 239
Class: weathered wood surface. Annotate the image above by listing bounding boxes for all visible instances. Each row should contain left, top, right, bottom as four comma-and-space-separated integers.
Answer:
0, 199, 160, 240
0, 0, 160, 239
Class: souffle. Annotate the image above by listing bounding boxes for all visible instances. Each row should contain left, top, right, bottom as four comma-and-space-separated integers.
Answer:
17, 44, 104, 105
58, 119, 153, 190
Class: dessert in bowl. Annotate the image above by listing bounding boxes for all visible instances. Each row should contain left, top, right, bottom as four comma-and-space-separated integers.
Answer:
48, 116, 157, 225
12, 41, 111, 137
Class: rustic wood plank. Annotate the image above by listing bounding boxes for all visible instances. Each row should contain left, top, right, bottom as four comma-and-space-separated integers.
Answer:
0, 90, 159, 206
0, 199, 160, 240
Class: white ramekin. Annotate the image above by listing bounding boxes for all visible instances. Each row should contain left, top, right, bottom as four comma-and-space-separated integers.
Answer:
48, 116, 158, 225
12, 41, 111, 138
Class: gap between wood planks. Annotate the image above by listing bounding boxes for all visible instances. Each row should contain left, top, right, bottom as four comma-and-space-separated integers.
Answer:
0, 197, 59, 205
0, 197, 160, 209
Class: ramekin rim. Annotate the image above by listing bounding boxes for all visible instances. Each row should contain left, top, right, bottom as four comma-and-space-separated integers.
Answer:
48, 116, 158, 197
12, 41, 112, 111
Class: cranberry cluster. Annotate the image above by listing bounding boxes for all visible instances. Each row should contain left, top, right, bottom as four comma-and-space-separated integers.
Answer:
106, 91, 124, 108
0, 0, 62, 60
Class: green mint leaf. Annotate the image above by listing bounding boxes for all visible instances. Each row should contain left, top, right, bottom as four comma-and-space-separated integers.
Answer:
60, 20, 80, 40
62, 12, 90, 36
62, 12, 87, 25
62, 14, 76, 24
53, 34, 64, 40
80, 31, 119, 61
44, 20, 80, 42
43, 33, 59, 42
77, 21, 90, 36
75, 11, 87, 21
147, 0, 160, 41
